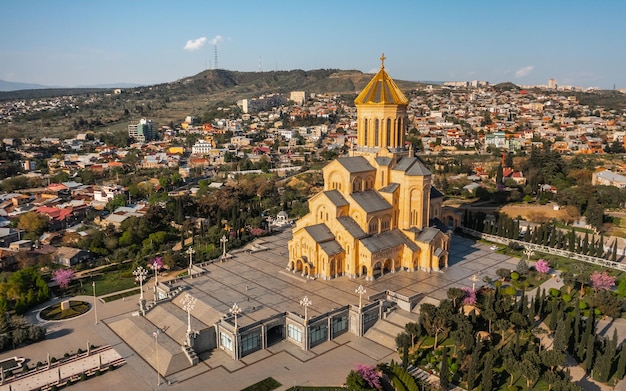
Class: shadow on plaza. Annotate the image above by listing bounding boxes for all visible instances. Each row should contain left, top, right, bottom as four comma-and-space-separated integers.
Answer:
46, 328, 73, 339
447, 233, 485, 268
576, 376, 601, 391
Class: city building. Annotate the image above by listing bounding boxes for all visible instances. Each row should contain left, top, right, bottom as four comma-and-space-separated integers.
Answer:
288, 55, 450, 281
128, 118, 155, 143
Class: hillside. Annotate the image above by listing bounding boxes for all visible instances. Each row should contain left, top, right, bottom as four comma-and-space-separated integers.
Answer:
0, 68, 426, 138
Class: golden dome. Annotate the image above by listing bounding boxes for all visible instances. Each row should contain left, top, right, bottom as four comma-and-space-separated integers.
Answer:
354, 54, 409, 106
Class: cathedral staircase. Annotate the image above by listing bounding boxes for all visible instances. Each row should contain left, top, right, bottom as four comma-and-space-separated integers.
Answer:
364, 310, 421, 349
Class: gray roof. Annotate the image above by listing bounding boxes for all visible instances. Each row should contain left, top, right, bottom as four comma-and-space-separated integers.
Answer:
379, 183, 399, 193
392, 156, 432, 176
375, 157, 392, 167
430, 186, 444, 199
304, 223, 335, 243
324, 190, 349, 207
417, 226, 442, 243
319, 240, 344, 256
336, 156, 375, 173
360, 229, 417, 253
337, 216, 367, 239
350, 190, 392, 213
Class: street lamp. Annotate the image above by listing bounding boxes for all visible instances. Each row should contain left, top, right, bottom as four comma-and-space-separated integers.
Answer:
153, 330, 161, 386
92, 281, 98, 325
181, 294, 197, 336
220, 234, 229, 261
230, 303, 241, 330
187, 247, 195, 278
300, 296, 312, 323
133, 266, 148, 301
355, 285, 366, 310
150, 257, 163, 302
524, 248, 534, 261
469, 273, 480, 291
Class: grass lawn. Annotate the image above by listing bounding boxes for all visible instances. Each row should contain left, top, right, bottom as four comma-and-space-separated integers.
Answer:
40, 300, 90, 320
76, 265, 138, 297
240, 377, 282, 391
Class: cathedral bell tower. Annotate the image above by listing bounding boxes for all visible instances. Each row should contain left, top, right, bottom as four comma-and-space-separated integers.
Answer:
352, 54, 409, 162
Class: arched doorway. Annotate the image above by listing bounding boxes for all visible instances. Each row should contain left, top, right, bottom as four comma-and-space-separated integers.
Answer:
359, 265, 368, 278
372, 262, 382, 279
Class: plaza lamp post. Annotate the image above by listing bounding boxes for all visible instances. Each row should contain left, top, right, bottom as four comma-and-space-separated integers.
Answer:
524, 248, 535, 261
92, 281, 98, 325
300, 296, 312, 324
187, 247, 195, 278
153, 330, 161, 386
230, 303, 241, 330
220, 234, 228, 262
355, 285, 366, 311
150, 258, 163, 302
133, 266, 148, 314
469, 273, 480, 291
182, 294, 197, 336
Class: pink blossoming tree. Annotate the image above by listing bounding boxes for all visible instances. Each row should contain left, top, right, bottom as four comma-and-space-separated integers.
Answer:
461, 287, 477, 305
535, 259, 550, 274
355, 363, 381, 389
590, 270, 616, 292
52, 269, 75, 290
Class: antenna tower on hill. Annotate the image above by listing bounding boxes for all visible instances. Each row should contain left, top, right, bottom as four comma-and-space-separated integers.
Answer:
214, 45, 218, 70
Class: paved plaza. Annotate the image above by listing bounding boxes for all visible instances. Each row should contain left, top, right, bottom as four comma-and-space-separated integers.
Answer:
2, 230, 618, 390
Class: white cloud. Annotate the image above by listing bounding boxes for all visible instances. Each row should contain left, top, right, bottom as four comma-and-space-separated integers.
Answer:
183, 37, 207, 51
208, 35, 223, 45
515, 65, 534, 78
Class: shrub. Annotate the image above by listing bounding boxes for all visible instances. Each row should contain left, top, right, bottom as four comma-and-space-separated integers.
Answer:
562, 293, 572, 303
549, 288, 560, 297
510, 271, 520, 281
81, 373, 87, 381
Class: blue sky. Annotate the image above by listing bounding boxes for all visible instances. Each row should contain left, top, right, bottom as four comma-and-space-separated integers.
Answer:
1, 0, 625, 89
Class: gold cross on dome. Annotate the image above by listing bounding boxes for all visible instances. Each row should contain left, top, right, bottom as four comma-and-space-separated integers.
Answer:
380, 53, 386, 68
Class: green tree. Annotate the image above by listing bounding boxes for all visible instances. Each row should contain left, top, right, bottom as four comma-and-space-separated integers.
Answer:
439, 346, 449, 390
17, 212, 49, 237
481, 351, 494, 391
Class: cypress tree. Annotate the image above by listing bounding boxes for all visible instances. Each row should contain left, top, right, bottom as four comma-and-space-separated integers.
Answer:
612, 240, 618, 262
615, 343, 626, 381
582, 233, 589, 255
583, 335, 595, 374
440, 346, 449, 390
599, 234, 605, 257
481, 351, 494, 391
573, 300, 581, 352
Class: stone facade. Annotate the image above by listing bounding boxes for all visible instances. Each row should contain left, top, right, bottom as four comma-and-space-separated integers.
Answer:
288, 55, 450, 281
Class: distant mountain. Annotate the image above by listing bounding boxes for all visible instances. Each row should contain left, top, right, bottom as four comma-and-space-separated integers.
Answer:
0, 69, 427, 101
0, 79, 142, 92
0, 79, 53, 91
75, 82, 143, 89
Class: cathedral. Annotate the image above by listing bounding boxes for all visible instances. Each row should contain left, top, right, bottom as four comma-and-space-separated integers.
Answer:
287, 55, 450, 281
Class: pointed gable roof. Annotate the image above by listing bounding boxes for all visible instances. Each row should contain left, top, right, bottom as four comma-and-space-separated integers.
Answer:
392, 156, 432, 176
354, 54, 409, 106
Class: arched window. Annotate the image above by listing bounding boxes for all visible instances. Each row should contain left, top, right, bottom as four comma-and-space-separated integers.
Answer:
386, 119, 391, 146
397, 118, 403, 145
363, 119, 368, 146
374, 119, 379, 146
